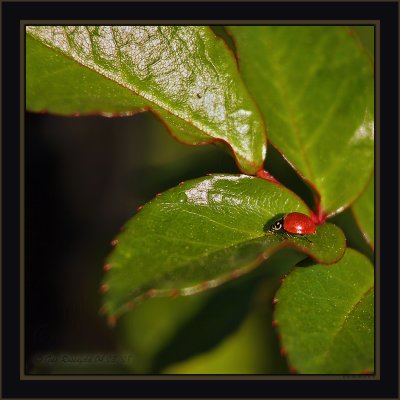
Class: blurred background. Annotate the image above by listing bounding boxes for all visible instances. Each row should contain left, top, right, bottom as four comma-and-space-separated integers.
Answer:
25, 26, 373, 374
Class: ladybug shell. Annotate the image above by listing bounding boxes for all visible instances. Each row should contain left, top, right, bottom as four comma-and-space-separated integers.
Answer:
283, 212, 316, 235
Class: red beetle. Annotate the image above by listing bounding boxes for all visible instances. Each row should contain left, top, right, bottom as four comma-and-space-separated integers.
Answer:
269, 212, 316, 241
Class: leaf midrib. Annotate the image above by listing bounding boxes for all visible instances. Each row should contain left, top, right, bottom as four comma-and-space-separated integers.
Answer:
112, 234, 272, 312
27, 29, 216, 143
315, 283, 374, 369
259, 37, 315, 181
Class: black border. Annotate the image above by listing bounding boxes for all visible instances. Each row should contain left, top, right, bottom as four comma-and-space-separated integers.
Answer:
2, 1, 399, 398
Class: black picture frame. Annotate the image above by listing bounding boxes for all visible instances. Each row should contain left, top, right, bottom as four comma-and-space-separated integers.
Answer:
2, 1, 398, 398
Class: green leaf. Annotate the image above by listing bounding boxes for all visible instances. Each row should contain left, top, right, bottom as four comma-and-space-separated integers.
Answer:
162, 306, 281, 374
101, 174, 346, 319
273, 248, 374, 374
26, 26, 267, 174
161, 277, 289, 374
117, 294, 209, 373
352, 176, 374, 249
351, 26, 374, 61
330, 209, 373, 263
228, 26, 374, 214
118, 248, 306, 374
117, 274, 262, 373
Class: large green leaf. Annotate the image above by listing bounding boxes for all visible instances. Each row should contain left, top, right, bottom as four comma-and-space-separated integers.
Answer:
26, 26, 266, 174
228, 26, 374, 215
273, 248, 374, 374
101, 174, 346, 319
352, 176, 374, 249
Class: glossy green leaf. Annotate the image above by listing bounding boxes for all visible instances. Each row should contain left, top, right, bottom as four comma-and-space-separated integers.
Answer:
26, 26, 267, 174
352, 176, 374, 249
228, 26, 374, 214
101, 174, 346, 319
273, 248, 374, 374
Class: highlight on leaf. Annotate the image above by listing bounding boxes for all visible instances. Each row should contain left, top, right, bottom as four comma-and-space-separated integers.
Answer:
100, 175, 346, 320
26, 25, 267, 174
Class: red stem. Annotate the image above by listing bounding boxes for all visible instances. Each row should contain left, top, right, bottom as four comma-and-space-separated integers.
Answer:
314, 200, 327, 224
256, 169, 327, 224
256, 168, 280, 184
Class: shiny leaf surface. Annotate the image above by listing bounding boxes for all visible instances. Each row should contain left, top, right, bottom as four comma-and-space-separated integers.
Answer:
273, 248, 374, 374
228, 26, 374, 214
101, 175, 346, 319
26, 26, 266, 174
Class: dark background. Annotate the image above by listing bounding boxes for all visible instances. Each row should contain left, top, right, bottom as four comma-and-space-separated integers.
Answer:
25, 110, 241, 373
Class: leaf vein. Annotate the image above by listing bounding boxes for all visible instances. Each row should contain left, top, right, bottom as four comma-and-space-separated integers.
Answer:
316, 284, 373, 367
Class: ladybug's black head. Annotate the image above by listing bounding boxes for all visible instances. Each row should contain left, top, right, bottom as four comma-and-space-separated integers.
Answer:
269, 218, 284, 233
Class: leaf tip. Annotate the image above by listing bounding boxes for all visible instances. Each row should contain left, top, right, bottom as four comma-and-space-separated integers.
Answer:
200, 281, 211, 290
280, 346, 288, 357
256, 168, 279, 184
99, 283, 110, 294
169, 289, 180, 299
146, 288, 158, 298
107, 315, 117, 328
98, 305, 107, 316
289, 366, 298, 374
103, 263, 112, 272
230, 269, 243, 280
124, 300, 136, 312
361, 368, 373, 374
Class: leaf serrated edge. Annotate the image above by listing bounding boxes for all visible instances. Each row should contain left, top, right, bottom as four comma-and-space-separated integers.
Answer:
272, 258, 374, 374
102, 228, 346, 324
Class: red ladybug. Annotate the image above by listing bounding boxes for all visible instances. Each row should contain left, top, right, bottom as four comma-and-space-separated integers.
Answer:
269, 212, 316, 241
